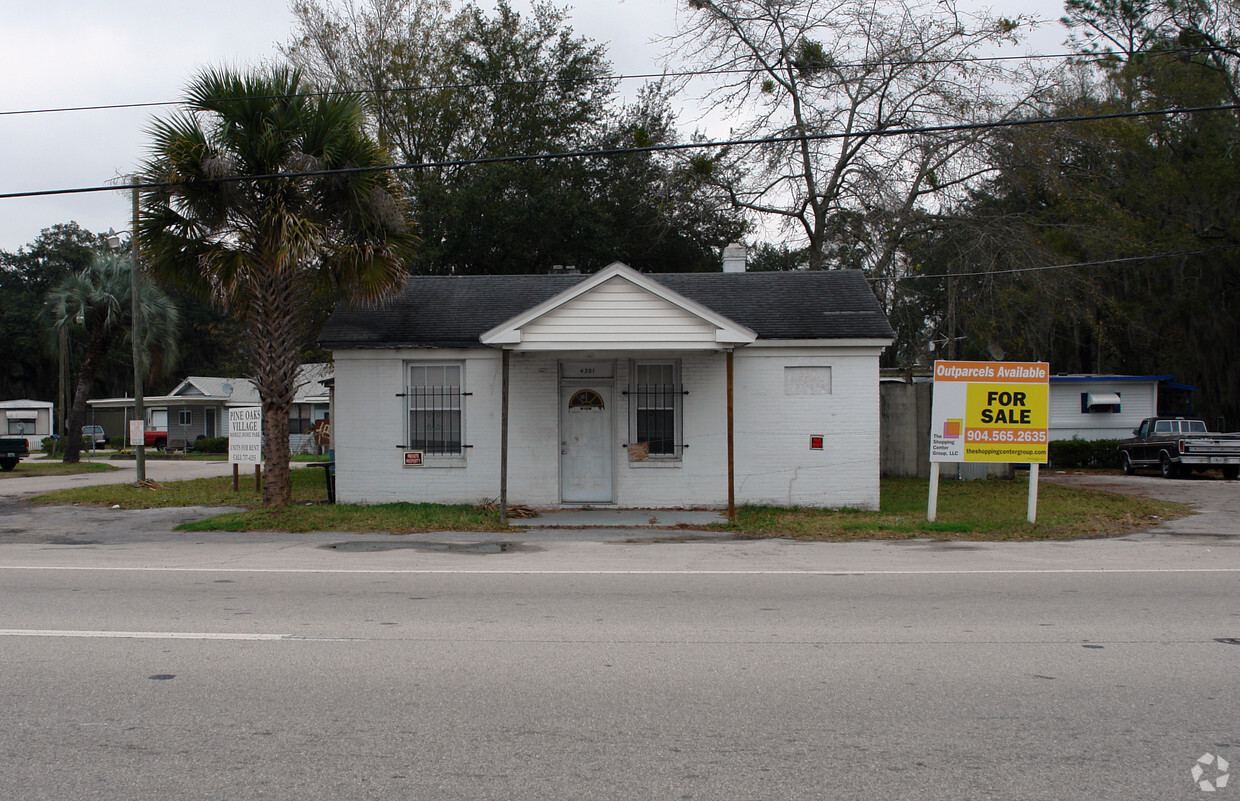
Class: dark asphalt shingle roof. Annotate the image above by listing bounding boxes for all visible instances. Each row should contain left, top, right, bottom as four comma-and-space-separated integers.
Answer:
320, 269, 894, 349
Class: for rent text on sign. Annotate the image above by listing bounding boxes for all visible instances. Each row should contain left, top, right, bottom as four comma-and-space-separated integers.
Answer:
930, 361, 1049, 464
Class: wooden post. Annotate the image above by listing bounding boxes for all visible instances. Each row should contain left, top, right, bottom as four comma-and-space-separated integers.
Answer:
726, 348, 735, 521
500, 349, 510, 526
1027, 463, 1040, 524
255, 464, 262, 494
232, 463, 239, 492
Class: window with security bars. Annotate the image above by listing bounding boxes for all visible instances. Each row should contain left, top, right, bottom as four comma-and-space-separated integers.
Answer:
407, 364, 464, 455
630, 361, 681, 457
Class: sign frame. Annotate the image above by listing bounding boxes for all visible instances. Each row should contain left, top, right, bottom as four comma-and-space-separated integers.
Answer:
927, 360, 1050, 524
228, 406, 263, 464
930, 360, 1049, 465
128, 420, 145, 448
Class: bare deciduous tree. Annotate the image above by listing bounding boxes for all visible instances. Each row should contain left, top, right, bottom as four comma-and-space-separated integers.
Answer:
665, 0, 1053, 291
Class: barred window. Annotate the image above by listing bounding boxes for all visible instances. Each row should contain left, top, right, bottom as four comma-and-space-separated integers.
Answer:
630, 361, 680, 457
408, 364, 464, 455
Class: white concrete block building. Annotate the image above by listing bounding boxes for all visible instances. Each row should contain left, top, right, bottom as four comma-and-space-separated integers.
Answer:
320, 261, 894, 510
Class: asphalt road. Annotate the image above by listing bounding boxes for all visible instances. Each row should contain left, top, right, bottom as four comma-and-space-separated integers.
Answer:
0, 471, 1237, 800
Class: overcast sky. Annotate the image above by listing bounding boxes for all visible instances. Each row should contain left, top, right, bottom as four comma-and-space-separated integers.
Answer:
0, 0, 1068, 253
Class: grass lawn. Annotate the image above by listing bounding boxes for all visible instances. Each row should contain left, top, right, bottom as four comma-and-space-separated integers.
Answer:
26, 469, 1189, 539
731, 477, 1189, 541
0, 461, 119, 479
27, 468, 504, 533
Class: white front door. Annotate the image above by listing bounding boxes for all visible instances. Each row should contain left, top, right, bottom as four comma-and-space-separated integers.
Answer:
149, 409, 168, 430
560, 384, 613, 503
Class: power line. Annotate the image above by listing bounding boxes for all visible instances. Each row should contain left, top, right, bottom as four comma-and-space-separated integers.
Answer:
2, 101, 1237, 202
872, 245, 1240, 281
0, 49, 1164, 120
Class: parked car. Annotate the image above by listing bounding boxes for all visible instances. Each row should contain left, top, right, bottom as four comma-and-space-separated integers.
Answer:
1118, 417, 1240, 479
82, 425, 106, 447
144, 428, 168, 450
0, 436, 30, 470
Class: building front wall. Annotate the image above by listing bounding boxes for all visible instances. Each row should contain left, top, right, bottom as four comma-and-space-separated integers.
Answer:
732, 347, 882, 508
164, 405, 210, 446
333, 344, 883, 510
3, 405, 53, 449
1048, 380, 1157, 441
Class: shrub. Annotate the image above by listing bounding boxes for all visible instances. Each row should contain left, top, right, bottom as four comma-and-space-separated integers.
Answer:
1049, 438, 1121, 469
193, 436, 229, 453
41, 436, 63, 456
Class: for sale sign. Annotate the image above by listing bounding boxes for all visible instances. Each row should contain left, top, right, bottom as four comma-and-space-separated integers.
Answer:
930, 361, 1049, 464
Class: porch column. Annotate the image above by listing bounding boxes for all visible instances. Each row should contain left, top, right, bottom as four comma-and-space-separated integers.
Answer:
726, 348, 735, 521
500, 348, 510, 525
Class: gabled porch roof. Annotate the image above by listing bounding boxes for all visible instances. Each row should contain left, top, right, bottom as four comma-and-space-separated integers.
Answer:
480, 262, 756, 350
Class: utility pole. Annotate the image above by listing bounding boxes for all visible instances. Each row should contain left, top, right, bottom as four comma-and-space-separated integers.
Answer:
131, 177, 146, 483
59, 326, 68, 440
946, 274, 957, 361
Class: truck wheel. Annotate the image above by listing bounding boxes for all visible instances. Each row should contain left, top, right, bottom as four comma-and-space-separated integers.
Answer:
1160, 453, 1179, 479
1223, 465, 1240, 480
1121, 452, 1136, 476
0, 458, 16, 471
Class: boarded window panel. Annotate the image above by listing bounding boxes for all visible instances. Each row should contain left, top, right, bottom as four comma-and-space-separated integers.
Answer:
785, 366, 832, 395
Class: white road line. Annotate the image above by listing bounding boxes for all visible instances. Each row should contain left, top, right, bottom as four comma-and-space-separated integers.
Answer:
0, 629, 351, 641
0, 565, 1238, 575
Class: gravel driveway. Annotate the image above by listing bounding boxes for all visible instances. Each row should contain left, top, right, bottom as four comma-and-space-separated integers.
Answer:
1043, 470, 1239, 538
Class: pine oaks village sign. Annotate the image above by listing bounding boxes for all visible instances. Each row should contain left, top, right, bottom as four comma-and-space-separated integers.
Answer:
929, 360, 1050, 523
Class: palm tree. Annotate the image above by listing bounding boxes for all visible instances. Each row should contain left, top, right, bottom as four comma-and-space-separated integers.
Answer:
45, 250, 181, 463
139, 65, 416, 506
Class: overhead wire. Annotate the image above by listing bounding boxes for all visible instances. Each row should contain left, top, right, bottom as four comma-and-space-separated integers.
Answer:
2, 101, 1238, 202
0, 47, 1190, 119
869, 246, 1240, 281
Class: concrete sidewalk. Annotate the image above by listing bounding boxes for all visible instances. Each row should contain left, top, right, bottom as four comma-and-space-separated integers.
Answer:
511, 508, 727, 528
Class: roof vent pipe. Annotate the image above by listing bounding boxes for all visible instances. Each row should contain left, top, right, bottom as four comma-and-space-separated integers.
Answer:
722, 243, 747, 273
